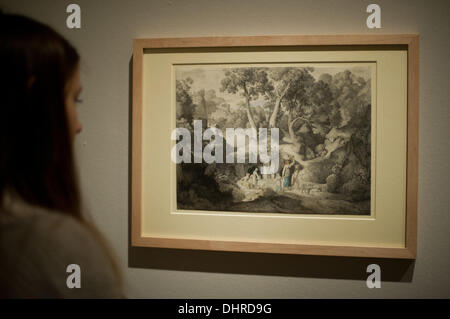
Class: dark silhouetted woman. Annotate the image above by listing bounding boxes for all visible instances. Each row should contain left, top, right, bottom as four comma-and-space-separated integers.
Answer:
0, 12, 123, 298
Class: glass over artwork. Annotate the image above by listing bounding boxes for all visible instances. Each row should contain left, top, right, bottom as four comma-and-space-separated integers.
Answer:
174, 64, 372, 215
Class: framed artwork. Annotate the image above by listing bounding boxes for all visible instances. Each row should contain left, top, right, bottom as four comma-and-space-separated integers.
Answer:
131, 35, 418, 259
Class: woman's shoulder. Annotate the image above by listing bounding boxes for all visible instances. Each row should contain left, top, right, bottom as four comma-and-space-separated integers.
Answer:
0, 196, 88, 245
0, 197, 123, 298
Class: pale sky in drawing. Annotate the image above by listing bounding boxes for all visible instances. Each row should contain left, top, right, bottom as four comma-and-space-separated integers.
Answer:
176, 64, 372, 110
176, 66, 243, 110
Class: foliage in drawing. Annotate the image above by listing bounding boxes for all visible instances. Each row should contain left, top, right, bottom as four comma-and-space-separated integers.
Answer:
175, 65, 372, 215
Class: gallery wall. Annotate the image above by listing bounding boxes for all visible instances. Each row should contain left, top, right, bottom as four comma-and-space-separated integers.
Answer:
1, 0, 449, 298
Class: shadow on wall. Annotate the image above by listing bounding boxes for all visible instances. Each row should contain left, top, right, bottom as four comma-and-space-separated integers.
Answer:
126, 57, 415, 283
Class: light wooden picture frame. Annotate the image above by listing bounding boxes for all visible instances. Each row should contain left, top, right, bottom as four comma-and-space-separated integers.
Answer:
131, 35, 418, 259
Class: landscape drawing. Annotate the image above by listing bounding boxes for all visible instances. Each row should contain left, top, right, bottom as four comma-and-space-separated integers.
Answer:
175, 64, 373, 215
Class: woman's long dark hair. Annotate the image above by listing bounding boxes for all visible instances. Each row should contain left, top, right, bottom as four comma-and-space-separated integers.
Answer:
0, 13, 81, 217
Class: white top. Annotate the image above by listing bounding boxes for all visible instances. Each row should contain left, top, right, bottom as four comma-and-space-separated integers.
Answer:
0, 196, 123, 298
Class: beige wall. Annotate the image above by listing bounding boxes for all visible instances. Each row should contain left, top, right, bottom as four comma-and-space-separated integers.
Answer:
1, 0, 449, 298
